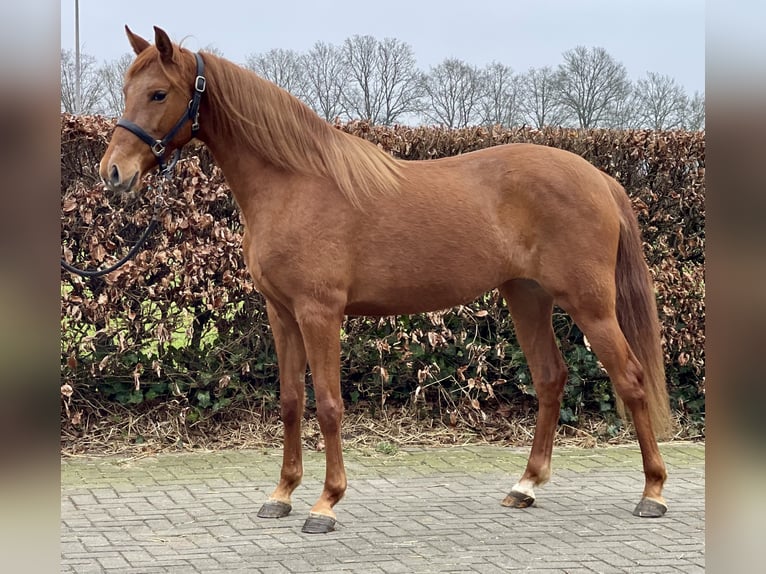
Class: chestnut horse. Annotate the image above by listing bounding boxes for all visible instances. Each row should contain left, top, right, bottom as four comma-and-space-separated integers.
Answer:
100, 26, 672, 534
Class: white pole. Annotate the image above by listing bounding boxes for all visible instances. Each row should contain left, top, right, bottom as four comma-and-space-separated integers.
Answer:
75, 0, 81, 114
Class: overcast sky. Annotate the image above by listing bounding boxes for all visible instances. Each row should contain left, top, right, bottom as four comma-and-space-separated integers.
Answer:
60, 0, 705, 95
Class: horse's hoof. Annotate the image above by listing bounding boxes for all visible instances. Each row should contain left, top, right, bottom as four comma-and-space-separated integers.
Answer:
301, 512, 337, 534
501, 490, 536, 508
257, 500, 292, 519
632, 497, 667, 518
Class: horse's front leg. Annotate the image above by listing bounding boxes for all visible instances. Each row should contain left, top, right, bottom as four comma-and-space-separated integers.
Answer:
499, 280, 568, 509
294, 298, 347, 534
257, 300, 307, 519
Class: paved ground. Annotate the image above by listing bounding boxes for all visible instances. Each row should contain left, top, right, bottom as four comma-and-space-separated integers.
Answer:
61, 443, 704, 573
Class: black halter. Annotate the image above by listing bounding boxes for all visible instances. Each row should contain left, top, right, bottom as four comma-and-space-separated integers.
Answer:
115, 52, 206, 174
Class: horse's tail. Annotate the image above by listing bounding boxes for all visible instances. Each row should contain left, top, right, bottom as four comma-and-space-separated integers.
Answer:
605, 173, 673, 439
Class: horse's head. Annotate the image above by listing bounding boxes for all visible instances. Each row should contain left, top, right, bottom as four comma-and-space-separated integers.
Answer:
99, 26, 205, 193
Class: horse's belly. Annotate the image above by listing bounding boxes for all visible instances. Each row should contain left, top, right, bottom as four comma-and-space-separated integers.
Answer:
345, 293, 485, 316
345, 264, 505, 316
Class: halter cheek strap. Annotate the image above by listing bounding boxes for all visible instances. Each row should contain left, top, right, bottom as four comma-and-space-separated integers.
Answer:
116, 52, 206, 174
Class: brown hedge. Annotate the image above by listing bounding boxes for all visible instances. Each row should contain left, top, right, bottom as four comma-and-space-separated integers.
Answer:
60, 114, 704, 431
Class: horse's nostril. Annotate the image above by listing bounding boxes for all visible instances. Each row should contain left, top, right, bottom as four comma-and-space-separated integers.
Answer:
110, 165, 120, 185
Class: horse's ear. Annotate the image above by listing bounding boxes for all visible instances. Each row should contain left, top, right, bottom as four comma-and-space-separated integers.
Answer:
125, 26, 150, 55
153, 26, 174, 63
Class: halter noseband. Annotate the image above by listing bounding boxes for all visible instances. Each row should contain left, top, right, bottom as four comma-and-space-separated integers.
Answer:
115, 52, 206, 174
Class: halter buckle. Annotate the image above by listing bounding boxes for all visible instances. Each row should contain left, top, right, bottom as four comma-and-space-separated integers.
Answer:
151, 141, 166, 157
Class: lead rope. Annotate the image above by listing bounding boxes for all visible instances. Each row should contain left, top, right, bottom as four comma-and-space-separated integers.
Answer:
60, 153, 178, 279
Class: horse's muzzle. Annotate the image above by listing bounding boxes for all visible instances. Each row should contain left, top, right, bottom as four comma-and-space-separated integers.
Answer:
101, 163, 139, 193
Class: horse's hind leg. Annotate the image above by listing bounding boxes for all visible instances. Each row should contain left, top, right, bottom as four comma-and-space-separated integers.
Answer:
498, 279, 568, 509
563, 298, 668, 517
257, 300, 307, 520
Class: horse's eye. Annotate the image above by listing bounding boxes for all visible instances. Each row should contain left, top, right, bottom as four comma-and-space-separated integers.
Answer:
151, 91, 167, 102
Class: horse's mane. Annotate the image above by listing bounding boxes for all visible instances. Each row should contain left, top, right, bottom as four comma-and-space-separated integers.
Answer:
129, 45, 403, 206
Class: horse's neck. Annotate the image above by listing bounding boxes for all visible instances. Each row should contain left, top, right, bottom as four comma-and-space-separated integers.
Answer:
201, 134, 281, 214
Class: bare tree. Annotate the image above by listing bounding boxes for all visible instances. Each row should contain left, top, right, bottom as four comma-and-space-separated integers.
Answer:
478, 62, 519, 127
245, 48, 308, 100
342, 35, 379, 122
98, 53, 133, 117
683, 91, 705, 130
421, 58, 483, 128
60, 49, 104, 114
555, 46, 631, 128
633, 72, 688, 129
200, 44, 225, 58
517, 66, 570, 128
375, 37, 423, 125
302, 41, 348, 122
604, 90, 642, 130
341, 35, 421, 125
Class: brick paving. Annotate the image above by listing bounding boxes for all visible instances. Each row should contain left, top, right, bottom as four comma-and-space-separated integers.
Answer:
61, 443, 704, 573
